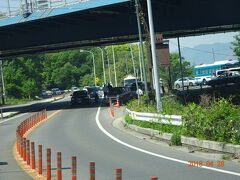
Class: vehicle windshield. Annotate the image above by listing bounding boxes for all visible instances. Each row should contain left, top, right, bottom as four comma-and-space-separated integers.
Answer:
73, 91, 87, 97
108, 87, 124, 95
188, 78, 195, 80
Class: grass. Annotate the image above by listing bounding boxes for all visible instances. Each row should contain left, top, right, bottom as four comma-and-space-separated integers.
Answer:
3, 97, 41, 106
125, 114, 182, 134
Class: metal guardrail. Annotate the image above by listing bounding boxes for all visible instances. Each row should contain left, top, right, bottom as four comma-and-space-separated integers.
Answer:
0, 0, 90, 20
126, 108, 182, 126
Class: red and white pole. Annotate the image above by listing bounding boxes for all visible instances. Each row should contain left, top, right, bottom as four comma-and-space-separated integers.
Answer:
57, 152, 62, 180
38, 145, 43, 175
71, 156, 77, 180
31, 142, 35, 170
26, 140, 30, 165
89, 162, 95, 180
149, 178, 158, 180
115, 168, 122, 180
46, 148, 51, 180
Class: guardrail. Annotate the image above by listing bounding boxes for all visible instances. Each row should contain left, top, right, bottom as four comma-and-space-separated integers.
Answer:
0, 0, 90, 20
15, 109, 158, 179
126, 108, 182, 126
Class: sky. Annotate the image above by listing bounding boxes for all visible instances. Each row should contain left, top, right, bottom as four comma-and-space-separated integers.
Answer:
168, 32, 238, 53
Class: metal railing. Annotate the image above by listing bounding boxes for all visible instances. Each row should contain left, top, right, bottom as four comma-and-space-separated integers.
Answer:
0, 0, 90, 20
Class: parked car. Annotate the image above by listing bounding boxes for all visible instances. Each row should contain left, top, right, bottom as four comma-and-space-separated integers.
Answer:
83, 86, 101, 98
106, 86, 132, 104
51, 88, 62, 95
71, 90, 90, 105
207, 71, 240, 87
174, 77, 196, 88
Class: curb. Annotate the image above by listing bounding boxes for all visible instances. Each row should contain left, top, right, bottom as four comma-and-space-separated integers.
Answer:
122, 115, 240, 155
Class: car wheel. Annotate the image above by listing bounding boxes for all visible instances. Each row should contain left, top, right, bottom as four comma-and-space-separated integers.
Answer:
203, 79, 206, 85
189, 82, 194, 86
176, 84, 180, 89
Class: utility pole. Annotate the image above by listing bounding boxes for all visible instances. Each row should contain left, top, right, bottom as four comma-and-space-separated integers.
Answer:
138, 43, 143, 81
97, 47, 106, 84
7, 0, 11, 16
135, 0, 148, 96
212, 48, 216, 62
0, 60, 6, 105
130, 44, 140, 100
105, 47, 112, 84
112, 45, 118, 87
146, 0, 162, 112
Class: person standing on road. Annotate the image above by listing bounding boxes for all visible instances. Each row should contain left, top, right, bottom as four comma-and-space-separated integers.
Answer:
103, 84, 108, 98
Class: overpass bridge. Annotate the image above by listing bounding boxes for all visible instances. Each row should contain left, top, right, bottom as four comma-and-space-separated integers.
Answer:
0, 0, 240, 58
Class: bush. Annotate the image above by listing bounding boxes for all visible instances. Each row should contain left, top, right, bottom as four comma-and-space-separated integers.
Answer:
126, 96, 240, 145
182, 98, 240, 144
171, 132, 182, 146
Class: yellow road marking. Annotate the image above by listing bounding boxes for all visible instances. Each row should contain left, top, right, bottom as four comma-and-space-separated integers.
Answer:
13, 109, 63, 179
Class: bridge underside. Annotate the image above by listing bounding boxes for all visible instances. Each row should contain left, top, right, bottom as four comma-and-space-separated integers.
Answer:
0, 0, 240, 58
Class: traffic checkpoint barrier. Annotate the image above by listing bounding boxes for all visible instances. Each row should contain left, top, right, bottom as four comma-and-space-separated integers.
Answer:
126, 108, 182, 126
15, 109, 158, 180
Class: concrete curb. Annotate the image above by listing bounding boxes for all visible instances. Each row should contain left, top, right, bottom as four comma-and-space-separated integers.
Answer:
123, 116, 240, 154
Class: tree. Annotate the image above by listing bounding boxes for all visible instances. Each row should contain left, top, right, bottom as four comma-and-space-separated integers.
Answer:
232, 32, 240, 60
159, 53, 194, 84
22, 79, 38, 99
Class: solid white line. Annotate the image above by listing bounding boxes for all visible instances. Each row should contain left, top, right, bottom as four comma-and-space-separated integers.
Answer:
0, 113, 28, 124
95, 107, 240, 177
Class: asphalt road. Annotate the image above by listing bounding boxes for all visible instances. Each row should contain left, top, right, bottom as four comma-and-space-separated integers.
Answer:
0, 97, 67, 180
26, 97, 240, 180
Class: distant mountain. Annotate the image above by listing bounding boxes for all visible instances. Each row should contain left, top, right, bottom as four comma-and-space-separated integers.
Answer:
177, 43, 236, 66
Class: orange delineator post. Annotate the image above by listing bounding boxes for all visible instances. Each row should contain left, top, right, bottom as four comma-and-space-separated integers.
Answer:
26, 140, 30, 165
115, 168, 122, 180
23, 138, 27, 161
20, 137, 23, 158
31, 142, 35, 170
149, 178, 158, 180
89, 162, 95, 180
46, 148, 51, 180
57, 152, 62, 180
71, 156, 77, 180
38, 145, 43, 175
109, 99, 115, 118
115, 98, 120, 108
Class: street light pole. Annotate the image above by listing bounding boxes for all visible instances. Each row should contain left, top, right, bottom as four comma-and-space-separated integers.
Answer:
146, 0, 162, 112
7, 0, 11, 16
0, 60, 6, 105
79, 50, 96, 86
112, 45, 118, 87
97, 47, 106, 84
105, 47, 112, 84
135, 0, 149, 97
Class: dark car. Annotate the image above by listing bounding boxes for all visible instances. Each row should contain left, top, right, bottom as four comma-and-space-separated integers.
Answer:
71, 90, 90, 105
106, 86, 132, 104
207, 71, 240, 87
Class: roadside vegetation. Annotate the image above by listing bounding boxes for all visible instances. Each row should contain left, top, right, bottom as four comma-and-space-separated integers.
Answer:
5, 97, 41, 105
126, 94, 240, 145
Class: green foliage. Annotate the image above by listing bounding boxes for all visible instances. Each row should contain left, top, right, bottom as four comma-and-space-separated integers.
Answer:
159, 53, 194, 83
171, 132, 182, 146
127, 96, 240, 145
126, 94, 157, 112
182, 98, 240, 144
125, 114, 182, 134
232, 32, 240, 60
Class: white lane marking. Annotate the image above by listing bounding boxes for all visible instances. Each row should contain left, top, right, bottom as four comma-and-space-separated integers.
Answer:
96, 107, 240, 177
0, 113, 28, 124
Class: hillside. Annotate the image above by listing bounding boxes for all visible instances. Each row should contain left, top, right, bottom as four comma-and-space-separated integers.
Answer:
178, 43, 236, 66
